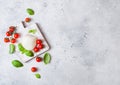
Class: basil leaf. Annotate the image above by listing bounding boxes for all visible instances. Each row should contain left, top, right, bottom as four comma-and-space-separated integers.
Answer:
43, 53, 51, 64
25, 50, 34, 57
18, 43, 25, 51
18, 43, 34, 57
28, 29, 37, 34
9, 44, 15, 54
26, 8, 34, 15
12, 60, 23, 68
18, 43, 26, 54
35, 73, 41, 79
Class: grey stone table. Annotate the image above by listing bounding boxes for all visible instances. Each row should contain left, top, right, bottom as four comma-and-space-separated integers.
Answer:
0, 0, 120, 85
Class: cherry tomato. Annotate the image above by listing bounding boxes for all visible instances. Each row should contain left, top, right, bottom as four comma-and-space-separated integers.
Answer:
14, 33, 20, 38
4, 38, 10, 43
36, 57, 42, 62
6, 31, 12, 36
37, 44, 44, 49
11, 38, 16, 43
25, 18, 31, 22
36, 39, 42, 44
33, 47, 40, 52
9, 26, 15, 32
31, 67, 37, 72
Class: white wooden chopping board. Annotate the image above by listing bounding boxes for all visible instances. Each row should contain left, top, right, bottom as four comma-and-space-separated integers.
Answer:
15, 23, 50, 62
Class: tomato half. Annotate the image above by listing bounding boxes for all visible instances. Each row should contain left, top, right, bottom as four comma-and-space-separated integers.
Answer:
6, 31, 12, 36
4, 38, 10, 43
9, 26, 15, 32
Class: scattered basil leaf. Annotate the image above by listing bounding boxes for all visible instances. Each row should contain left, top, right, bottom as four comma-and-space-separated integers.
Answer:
18, 43, 26, 54
26, 8, 34, 15
25, 50, 34, 57
28, 29, 37, 34
43, 53, 51, 64
12, 60, 23, 68
9, 44, 15, 54
35, 73, 41, 79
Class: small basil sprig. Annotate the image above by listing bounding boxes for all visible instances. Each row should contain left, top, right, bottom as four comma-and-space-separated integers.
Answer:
28, 29, 37, 34
43, 53, 51, 64
26, 8, 34, 15
12, 60, 23, 68
35, 73, 41, 79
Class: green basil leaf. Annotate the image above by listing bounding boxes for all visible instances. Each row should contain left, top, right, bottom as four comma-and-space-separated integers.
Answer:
18, 43, 25, 51
18, 43, 26, 54
9, 44, 15, 54
28, 29, 37, 34
18, 43, 34, 57
26, 8, 34, 15
25, 50, 34, 57
12, 60, 23, 68
35, 73, 41, 79
43, 53, 51, 64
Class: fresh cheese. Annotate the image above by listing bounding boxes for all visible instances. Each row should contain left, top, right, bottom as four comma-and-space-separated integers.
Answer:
21, 34, 37, 50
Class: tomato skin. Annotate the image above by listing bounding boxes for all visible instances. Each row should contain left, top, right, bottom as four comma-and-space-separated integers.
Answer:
4, 38, 10, 43
25, 18, 31, 22
36, 39, 42, 44
37, 44, 44, 49
36, 57, 42, 62
11, 38, 16, 43
14, 33, 19, 38
6, 31, 12, 36
9, 26, 15, 32
33, 47, 40, 52
31, 67, 37, 72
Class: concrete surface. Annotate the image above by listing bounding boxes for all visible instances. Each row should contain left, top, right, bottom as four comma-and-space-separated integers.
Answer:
0, 0, 120, 85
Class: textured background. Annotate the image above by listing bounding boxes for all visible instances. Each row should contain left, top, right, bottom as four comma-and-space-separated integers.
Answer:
0, 0, 120, 85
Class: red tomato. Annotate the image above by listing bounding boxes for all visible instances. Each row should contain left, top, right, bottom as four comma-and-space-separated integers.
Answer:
4, 38, 10, 43
9, 26, 15, 32
31, 67, 37, 72
25, 18, 31, 22
37, 44, 44, 49
6, 31, 11, 36
11, 38, 16, 43
33, 47, 40, 52
36, 39, 42, 44
36, 57, 42, 62
14, 33, 20, 38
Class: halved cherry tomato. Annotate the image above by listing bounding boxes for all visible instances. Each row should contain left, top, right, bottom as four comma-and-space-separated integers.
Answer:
33, 47, 40, 52
25, 18, 31, 22
9, 26, 15, 32
14, 33, 20, 38
37, 44, 44, 49
4, 38, 10, 43
36, 57, 42, 62
6, 31, 12, 36
36, 39, 42, 44
11, 38, 16, 43
31, 67, 37, 72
